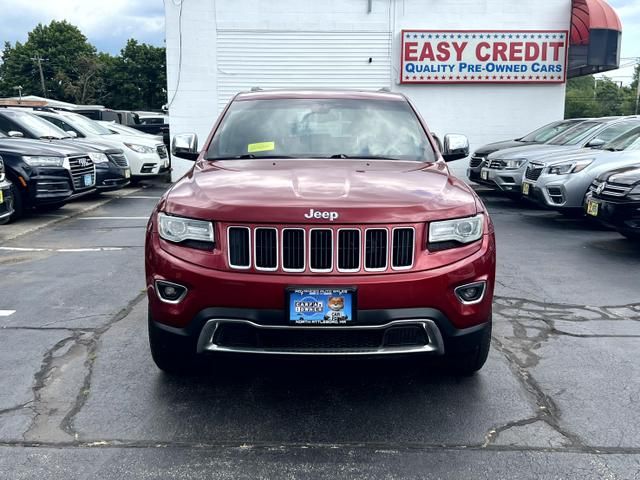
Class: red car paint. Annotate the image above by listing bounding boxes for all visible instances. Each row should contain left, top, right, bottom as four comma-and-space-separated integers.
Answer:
145, 90, 496, 371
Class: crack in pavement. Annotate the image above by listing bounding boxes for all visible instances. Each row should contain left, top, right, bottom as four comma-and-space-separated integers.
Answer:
484, 295, 640, 453
21, 291, 147, 443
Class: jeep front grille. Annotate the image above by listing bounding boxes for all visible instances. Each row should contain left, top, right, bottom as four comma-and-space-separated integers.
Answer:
68, 156, 95, 191
227, 225, 416, 273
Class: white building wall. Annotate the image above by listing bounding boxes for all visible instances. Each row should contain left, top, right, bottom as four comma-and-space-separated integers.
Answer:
165, 0, 571, 179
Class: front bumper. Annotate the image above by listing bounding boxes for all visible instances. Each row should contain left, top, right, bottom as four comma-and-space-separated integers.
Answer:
145, 229, 495, 356
523, 174, 591, 210
585, 194, 640, 233
96, 164, 131, 192
0, 180, 14, 222
479, 167, 525, 193
129, 151, 170, 177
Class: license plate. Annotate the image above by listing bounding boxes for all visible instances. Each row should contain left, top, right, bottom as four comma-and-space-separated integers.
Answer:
481, 170, 489, 180
83, 174, 93, 186
522, 182, 530, 195
288, 288, 355, 325
125, 169, 131, 179
0, 189, 3, 204
586, 199, 599, 217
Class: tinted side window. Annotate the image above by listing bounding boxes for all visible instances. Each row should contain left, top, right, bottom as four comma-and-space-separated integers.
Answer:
0, 115, 18, 134
41, 116, 82, 137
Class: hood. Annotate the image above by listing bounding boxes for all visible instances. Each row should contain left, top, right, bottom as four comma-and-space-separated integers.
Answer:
474, 139, 527, 156
533, 147, 608, 166
0, 137, 89, 157
64, 138, 123, 155
110, 133, 163, 147
164, 159, 479, 224
600, 163, 640, 185
489, 144, 579, 161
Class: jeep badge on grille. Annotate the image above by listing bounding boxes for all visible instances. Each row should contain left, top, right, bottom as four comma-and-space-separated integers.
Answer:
303, 209, 339, 221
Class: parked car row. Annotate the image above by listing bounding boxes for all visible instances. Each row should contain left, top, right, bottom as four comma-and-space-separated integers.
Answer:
0, 105, 171, 223
468, 116, 640, 240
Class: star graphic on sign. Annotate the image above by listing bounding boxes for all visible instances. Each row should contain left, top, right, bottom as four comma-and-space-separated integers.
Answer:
479, 34, 484, 39
516, 34, 521, 39
472, 34, 476, 38
538, 35, 542, 39
501, 34, 506, 39
406, 33, 410, 38
465, 34, 469, 39
421, 34, 425, 38
427, 76, 431, 80
420, 75, 424, 80
413, 34, 418, 38
428, 34, 433, 39
458, 34, 462, 39
435, 34, 440, 39
494, 34, 499, 39
508, 34, 513, 39
456, 76, 461, 80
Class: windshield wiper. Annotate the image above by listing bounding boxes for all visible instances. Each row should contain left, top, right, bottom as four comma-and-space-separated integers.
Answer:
328, 154, 398, 160
206, 154, 294, 160
39, 135, 62, 140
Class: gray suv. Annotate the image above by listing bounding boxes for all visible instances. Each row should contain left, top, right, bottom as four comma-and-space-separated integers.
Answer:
522, 122, 640, 214
467, 119, 587, 183
478, 117, 637, 195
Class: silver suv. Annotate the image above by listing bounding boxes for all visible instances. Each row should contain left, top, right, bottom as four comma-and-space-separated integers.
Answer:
479, 117, 636, 195
522, 122, 640, 213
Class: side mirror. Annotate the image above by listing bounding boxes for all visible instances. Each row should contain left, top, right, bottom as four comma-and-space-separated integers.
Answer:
66, 130, 78, 138
172, 133, 199, 161
586, 138, 606, 149
442, 133, 469, 162
7, 131, 24, 138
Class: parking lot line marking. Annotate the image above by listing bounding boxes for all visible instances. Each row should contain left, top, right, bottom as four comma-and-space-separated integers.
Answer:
0, 247, 124, 253
79, 216, 149, 220
0, 310, 16, 317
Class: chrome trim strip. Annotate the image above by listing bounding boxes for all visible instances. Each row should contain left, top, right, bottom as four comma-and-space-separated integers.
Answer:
454, 281, 487, 305
197, 319, 445, 356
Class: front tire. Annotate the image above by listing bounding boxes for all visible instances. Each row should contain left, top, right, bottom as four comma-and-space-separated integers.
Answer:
148, 313, 200, 375
7, 180, 24, 223
446, 322, 492, 376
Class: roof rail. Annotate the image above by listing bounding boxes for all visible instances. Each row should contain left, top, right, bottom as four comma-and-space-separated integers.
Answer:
250, 86, 262, 92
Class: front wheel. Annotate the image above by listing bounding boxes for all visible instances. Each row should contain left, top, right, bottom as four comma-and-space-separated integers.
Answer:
7, 180, 24, 223
148, 312, 200, 375
446, 322, 492, 376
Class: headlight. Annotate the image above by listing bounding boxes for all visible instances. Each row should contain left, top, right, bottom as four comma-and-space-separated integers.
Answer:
124, 143, 156, 154
429, 214, 484, 248
504, 158, 527, 170
22, 156, 64, 167
629, 184, 640, 199
88, 152, 109, 164
548, 159, 593, 175
158, 212, 214, 245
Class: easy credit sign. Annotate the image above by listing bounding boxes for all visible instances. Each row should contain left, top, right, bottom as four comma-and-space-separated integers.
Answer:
400, 30, 568, 84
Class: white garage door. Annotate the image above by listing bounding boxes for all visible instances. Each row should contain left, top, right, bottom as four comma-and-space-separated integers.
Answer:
216, 31, 392, 111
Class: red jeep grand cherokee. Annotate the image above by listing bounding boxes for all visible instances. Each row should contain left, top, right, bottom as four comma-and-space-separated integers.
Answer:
145, 90, 495, 375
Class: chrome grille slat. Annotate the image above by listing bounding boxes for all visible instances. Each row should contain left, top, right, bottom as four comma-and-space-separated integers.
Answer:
392, 228, 414, 269
525, 163, 543, 181
282, 229, 305, 271
469, 156, 485, 168
338, 229, 360, 272
365, 229, 388, 271
488, 159, 503, 169
68, 156, 95, 190
254, 228, 278, 270
109, 153, 129, 167
227, 225, 414, 273
590, 180, 631, 198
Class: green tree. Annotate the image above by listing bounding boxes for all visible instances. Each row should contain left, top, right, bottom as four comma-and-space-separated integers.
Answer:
0, 20, 99, 103
100, 40, 167, 110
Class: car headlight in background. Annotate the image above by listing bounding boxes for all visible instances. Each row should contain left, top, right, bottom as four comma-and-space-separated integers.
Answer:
629, 184, 640, 200
158, 212, 214, 246
429, 214, 484, 249
503, 158, 527, 170
548, 159, 593, 175
22, 156, 64, 167
88, 152, 109, 164
124, 143, 156, 154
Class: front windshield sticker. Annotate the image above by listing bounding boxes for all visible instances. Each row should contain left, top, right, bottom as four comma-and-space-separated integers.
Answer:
247, 141, 275, 153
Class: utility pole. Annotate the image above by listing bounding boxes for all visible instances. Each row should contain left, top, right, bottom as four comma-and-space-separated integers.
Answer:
30, 55, 47, 98
12, 85, 23, 102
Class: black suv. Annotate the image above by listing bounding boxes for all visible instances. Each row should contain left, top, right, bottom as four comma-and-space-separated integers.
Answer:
0, 108, 130, 193
0, 155, 14, 224
587, 163, 640, 240
0, 133, 98, 221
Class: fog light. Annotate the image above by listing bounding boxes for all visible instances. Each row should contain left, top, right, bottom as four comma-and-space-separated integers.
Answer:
155, 280, 188, 304
454, 281, 486, 305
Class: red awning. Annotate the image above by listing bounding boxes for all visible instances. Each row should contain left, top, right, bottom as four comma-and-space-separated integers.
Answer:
571, 0, 622, 46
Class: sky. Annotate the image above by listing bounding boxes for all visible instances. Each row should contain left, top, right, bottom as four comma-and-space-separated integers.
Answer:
0, 0, 637, 80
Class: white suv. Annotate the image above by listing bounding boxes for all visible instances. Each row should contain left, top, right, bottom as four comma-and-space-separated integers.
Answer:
34, 110, 169, 179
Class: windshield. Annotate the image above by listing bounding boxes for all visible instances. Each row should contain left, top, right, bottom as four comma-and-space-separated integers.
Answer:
520, 120, 583, 143
8, 110, 69, 139
547, 121, 603, 145
605, 126, 640, 151
62, 112, 114, 136
206, 98, 436, 161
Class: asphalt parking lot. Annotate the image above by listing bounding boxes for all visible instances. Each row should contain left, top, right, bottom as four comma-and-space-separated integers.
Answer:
0, 183, 639, 479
